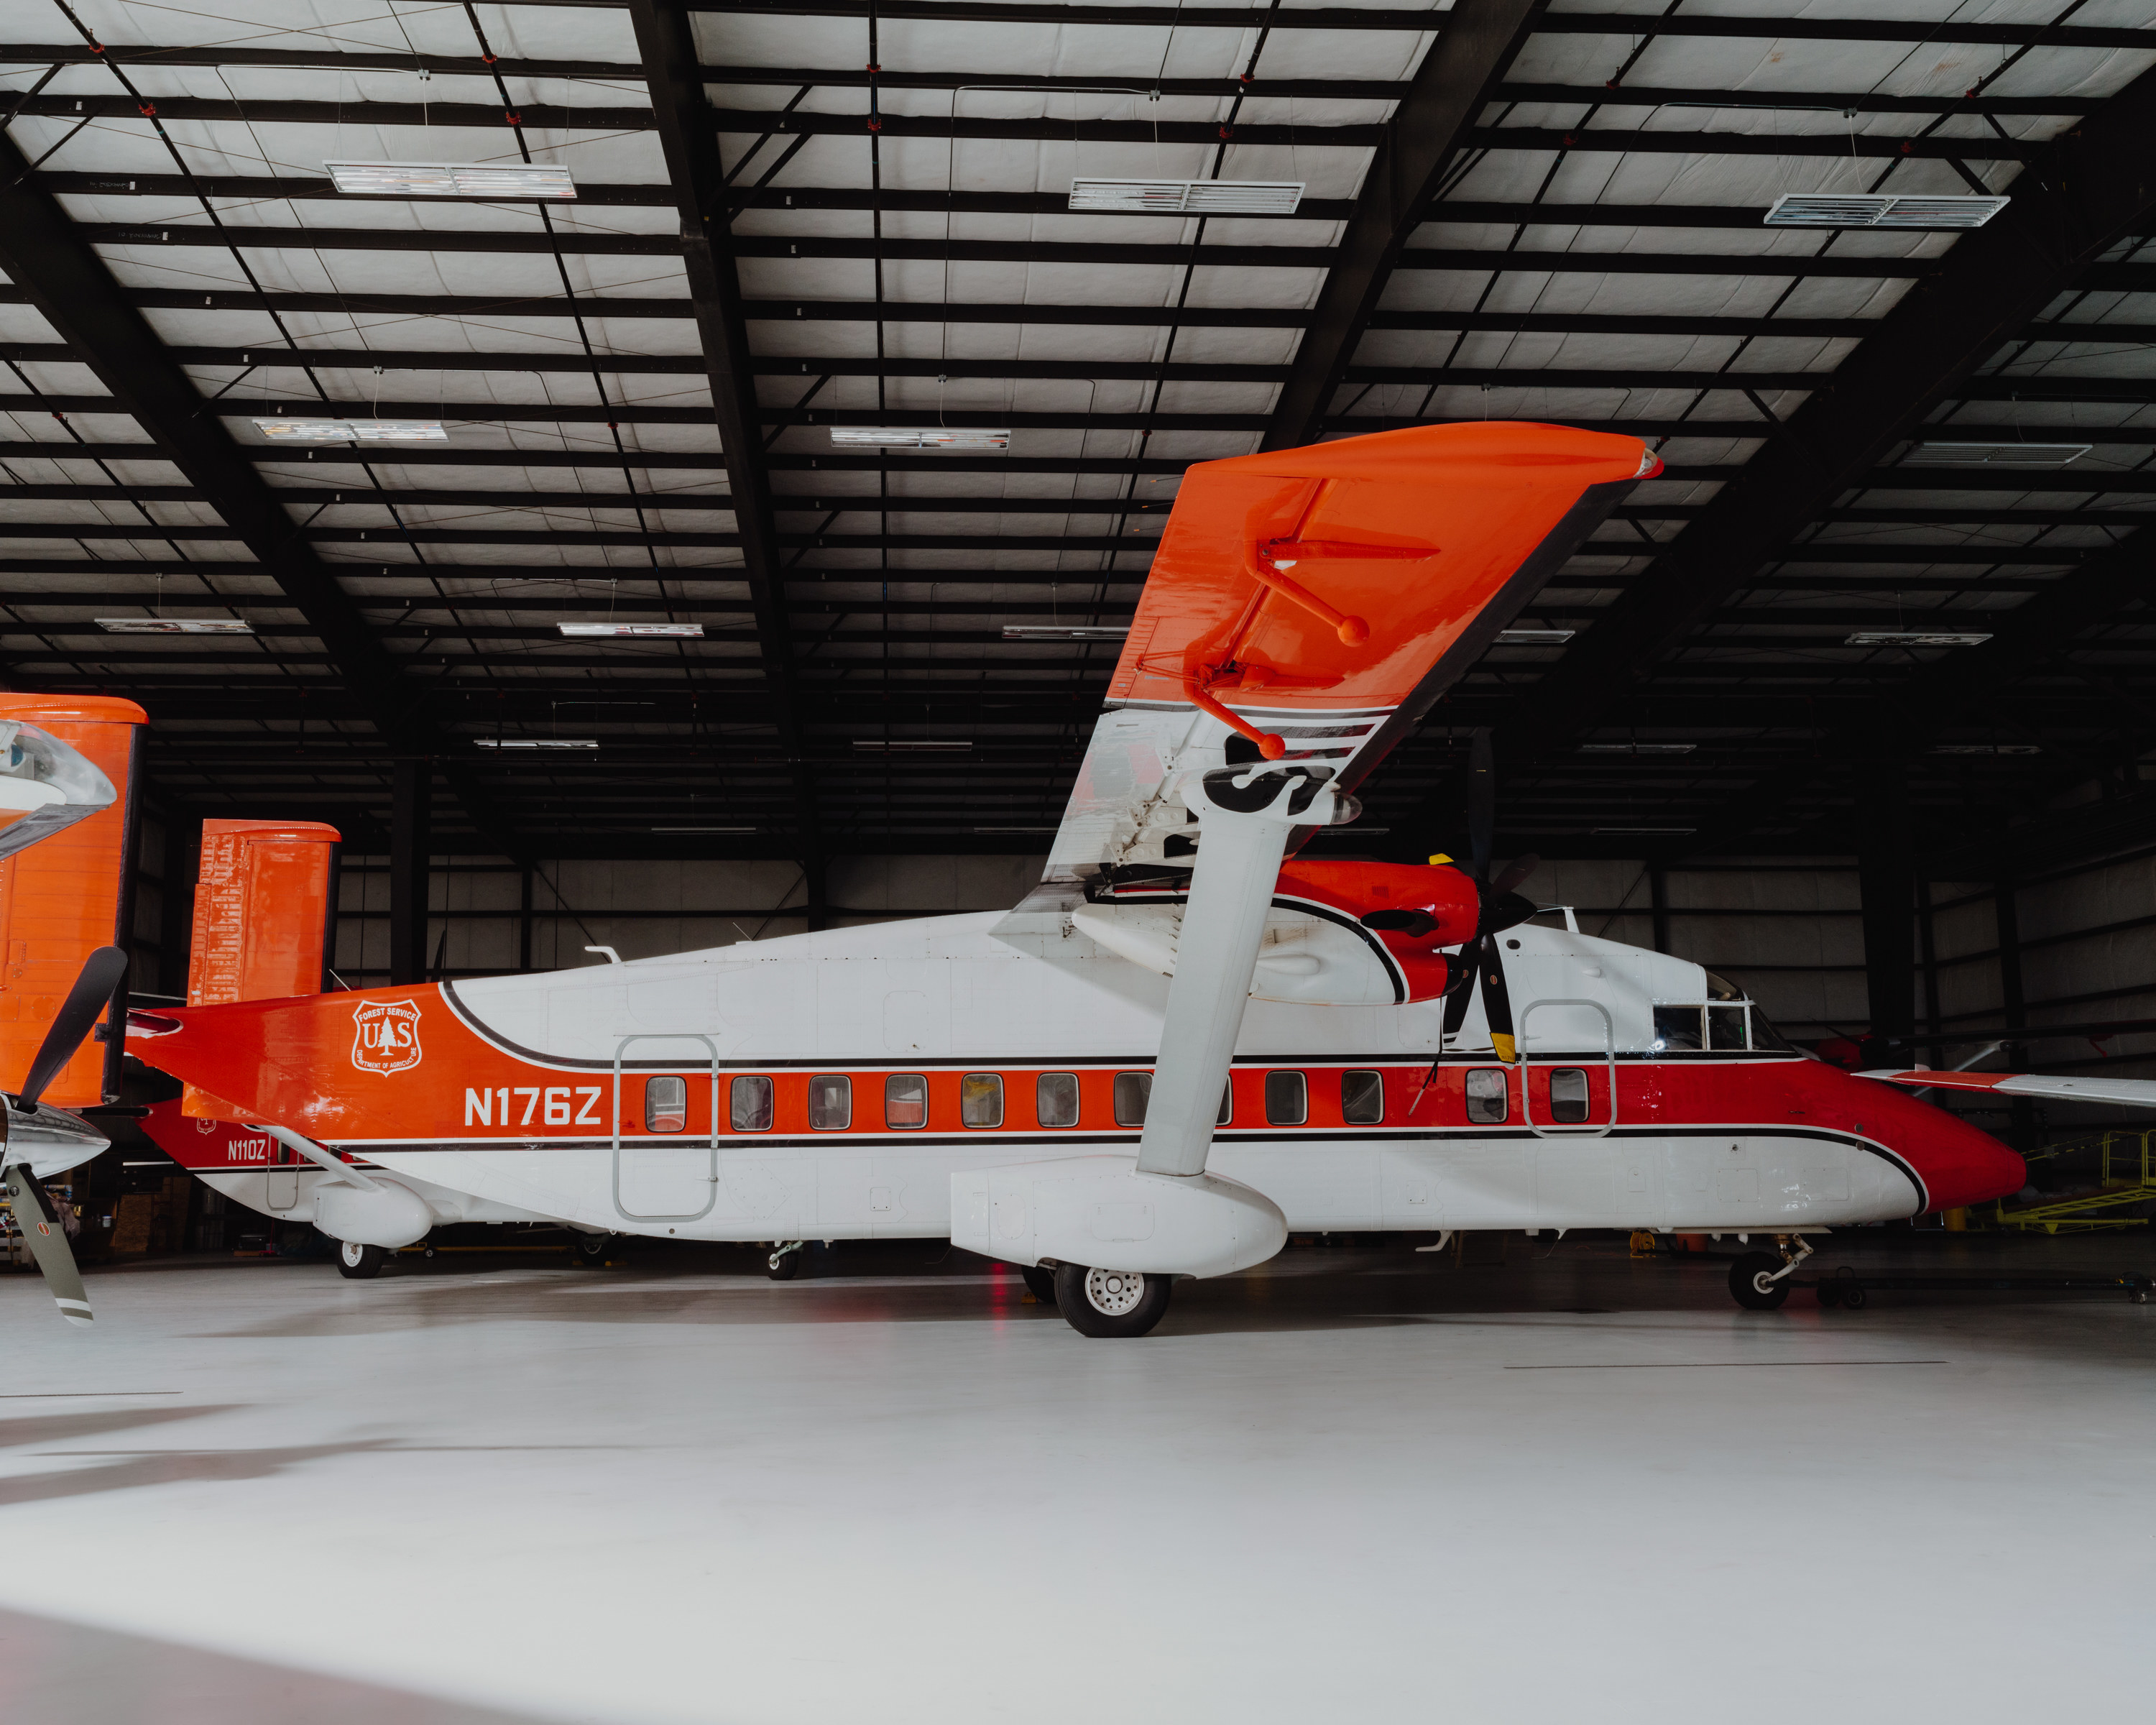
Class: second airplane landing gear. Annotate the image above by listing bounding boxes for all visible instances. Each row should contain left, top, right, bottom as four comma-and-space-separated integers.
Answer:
337, 1241, 387, 1279
1054, 1263, 1171, 1338
766, 1241, 805, 1280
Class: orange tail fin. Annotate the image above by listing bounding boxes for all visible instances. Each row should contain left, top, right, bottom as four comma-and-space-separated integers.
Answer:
0, 696, 146, 1106
183, 820, 341, 1118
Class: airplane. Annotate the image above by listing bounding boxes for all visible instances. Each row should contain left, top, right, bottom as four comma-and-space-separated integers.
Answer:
0, 695, 153, 1326
119, 422, 2029, 1337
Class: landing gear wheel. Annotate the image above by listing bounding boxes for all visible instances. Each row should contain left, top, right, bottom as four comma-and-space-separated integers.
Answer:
1729, 1251, 1790, 1311
1020, 1266, 1057, 1306
573, 1233, 612, 1262
336, 1241, 387, 1280
1815, 1278, 1843, 1309
1053, 1262, 1171, 1338
766, 1244, 803, 1281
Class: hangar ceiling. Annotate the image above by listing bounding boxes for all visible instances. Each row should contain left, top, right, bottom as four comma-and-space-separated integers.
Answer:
3, 0, 2156, 877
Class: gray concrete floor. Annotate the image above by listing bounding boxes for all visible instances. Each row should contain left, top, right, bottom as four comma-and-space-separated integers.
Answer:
2, 1232, 2150, 1724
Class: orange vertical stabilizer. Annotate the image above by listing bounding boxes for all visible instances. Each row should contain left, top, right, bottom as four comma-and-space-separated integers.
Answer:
0, 695, 147, 1106
183, 819, 341, 1118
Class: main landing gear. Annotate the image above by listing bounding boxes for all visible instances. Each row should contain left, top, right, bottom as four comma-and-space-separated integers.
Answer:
336, 1240, 387, 1279
766, 1241, 805, 1280
1053, 1262, 1172, 1338
1728, 1235, 1814, 1311
1019, 1266, 1056, 1305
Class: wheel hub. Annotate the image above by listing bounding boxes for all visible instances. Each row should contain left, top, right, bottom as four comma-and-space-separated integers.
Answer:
1084, 1266, 1145, 1316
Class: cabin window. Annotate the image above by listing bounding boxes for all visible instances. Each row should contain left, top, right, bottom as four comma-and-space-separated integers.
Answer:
1548, 1068, 1590, 1123
1264, 1070, 1307, 1126
1651, 1006, 1704, 1052
644, 1075, 687, 1133
1708, 1004, 1749, 1051
1465, 1067, 1508, 1124
960, 1073, 1003, 1128
885, 1073, 927, 1130
1036, 1072, 1079, 1128
1114, 1072, 1151, 1127
1342, 1070, 1384, 1126
730, 1075, 773, 1133
808, 1074, 852, 1131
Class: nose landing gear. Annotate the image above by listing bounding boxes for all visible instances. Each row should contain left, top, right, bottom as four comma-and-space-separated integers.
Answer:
1728, 1235, 1814, 1311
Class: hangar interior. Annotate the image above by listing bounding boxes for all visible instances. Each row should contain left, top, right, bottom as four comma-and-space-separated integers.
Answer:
3, 2, 2156, 1720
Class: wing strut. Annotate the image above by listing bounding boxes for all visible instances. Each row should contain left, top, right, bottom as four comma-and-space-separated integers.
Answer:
1135, 762, 1358, 1179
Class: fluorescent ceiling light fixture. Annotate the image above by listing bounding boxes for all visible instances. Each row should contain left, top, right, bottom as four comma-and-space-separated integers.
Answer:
326, 160, 577, 200
1579, 742, 1695, 755
95, 617, 252, 635
1902, 441, 2091, 468
1593, 827, 1696, 835
254, 418, 445, 442
1071, 178, 1303, 216
1930, 744, 2041, 755
1764, 193, 2009, 229
557, 622, 704, 638
1495, 628, 1575, 645
474, 737, 597, 750
973, 827, 1059, 834
1847, 630, 1993, 647
829, 428, 1010, 450
854, 740, 971, 753
1002, 624, 1129, 641
651, 826, 756, 833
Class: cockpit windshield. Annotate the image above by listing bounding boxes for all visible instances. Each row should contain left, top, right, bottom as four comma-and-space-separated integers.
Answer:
1652, 975, 1799, 1055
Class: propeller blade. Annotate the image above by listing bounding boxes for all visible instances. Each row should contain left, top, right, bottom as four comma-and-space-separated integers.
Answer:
1490, 851, 1540, 899
19, 945, 127, 1110
1482, 941, 1519, 1064
1442, 932, 1487, 1038
4, 1164, 92, 1325
1467, 728, 1495, 886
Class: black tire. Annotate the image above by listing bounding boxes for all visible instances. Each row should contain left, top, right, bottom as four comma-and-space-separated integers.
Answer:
1815, 1279, 1842, 1309
336, 1241, 387, 1279
1020, 1265, 1057, 1306
766, 1246, 801, 1281
1841, 1283, 1868, 1310
1053, 1262, 1172, 1338
573, 1233, 612, 1261
1729, 1251, 1789, 1311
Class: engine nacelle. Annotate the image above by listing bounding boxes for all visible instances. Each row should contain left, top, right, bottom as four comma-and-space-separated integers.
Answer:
951, 1155, 1286, 1279
314, 1177, 434, 1250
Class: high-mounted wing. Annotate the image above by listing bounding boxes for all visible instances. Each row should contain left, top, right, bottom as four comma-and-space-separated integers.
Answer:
1031, 421, 1657, 901
955, 424, 1657, 1304
1864, 1069, 2156, 1109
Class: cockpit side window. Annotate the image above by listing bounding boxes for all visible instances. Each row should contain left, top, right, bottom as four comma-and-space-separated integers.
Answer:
1651, 1006, 1703, 1052
1707, 1004, 1749, 1050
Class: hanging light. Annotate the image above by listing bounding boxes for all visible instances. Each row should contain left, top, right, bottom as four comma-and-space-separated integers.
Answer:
96, 617, 253, 635
1764, 193, 2008, 228
1069, 178, 1304, 216
829, 428, 1010, 450
253, 419, 446, 442
326, 161, 578, 200
1001, 625, 1128, 641
557, 623, 704, 638
1846, 631, 1993, 648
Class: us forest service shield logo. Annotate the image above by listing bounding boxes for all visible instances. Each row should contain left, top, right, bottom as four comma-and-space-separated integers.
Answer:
351, 999, 423, 1075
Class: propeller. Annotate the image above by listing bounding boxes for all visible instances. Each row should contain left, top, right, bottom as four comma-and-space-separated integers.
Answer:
4, 1165, 92, 1326
1404, 734, 1540, 1117
1, 946, 124, 1328
17, 944, 128, 1113
1437, 732, 1539, 1064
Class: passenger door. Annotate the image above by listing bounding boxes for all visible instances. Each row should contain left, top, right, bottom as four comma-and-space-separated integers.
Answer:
612, 1034, 719, 1222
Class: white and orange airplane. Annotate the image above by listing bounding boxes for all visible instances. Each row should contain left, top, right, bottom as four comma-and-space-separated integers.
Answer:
116, 423, 2024, 1336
